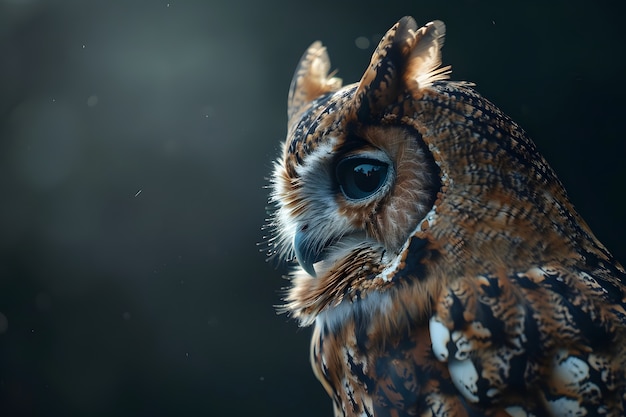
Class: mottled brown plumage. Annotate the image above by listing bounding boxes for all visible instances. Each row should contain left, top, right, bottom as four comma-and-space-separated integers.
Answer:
268, 16, 626, 416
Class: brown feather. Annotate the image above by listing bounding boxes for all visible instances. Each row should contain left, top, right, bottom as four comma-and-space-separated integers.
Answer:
270, 15, 626, 417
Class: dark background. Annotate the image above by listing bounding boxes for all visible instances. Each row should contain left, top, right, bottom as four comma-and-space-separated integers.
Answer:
0, 1, 624, 416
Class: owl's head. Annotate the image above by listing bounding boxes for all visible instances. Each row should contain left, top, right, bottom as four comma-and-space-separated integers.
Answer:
268, 17, 598, 327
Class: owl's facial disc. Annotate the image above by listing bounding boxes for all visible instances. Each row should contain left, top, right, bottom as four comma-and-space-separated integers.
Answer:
291, 148, 394, 278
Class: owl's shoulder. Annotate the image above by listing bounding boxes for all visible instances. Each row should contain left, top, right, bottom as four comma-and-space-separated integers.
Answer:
430, 263, 626, 413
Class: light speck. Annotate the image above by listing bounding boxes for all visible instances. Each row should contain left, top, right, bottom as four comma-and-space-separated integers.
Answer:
87, 95, 98, 107
201, 105, 214, 118
259, 376, 265, 382
134, 189, 142, 197
52, 98, 56, 102
355, 36, 370, 50
82, 44, 86, 49
492, 20, 496, 25
166, 3, 170, 7
185, 352, 189, 357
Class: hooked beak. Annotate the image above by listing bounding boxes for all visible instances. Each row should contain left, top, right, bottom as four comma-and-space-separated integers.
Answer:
293, 225, 327, 277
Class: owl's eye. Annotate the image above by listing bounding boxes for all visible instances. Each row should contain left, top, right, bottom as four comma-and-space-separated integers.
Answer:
336, 157, 390, 201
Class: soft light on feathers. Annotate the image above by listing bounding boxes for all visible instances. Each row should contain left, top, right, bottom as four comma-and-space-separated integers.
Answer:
267, 15, 626, 417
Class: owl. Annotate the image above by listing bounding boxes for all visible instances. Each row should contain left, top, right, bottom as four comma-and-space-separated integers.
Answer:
267, 16, 626, 416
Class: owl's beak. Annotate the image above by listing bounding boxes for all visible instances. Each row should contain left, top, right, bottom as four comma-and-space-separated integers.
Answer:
293, 226, 325, 277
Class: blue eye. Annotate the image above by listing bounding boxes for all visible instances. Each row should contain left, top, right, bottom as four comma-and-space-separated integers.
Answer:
336, 157, 390, 200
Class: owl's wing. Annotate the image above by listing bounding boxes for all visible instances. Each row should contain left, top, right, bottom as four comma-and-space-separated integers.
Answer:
429, 263, 626, 415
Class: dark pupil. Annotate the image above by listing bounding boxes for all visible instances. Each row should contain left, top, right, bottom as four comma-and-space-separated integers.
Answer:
336, 157, 389, 200
353, 164, 383, 193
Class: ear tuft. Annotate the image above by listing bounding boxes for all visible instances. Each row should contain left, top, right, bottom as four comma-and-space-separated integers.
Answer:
352, 17, 451, 120
287, 42, 343, 129
403, 20, 451, 95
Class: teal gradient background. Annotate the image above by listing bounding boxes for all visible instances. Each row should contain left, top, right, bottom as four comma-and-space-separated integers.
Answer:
1, 1, 624, 415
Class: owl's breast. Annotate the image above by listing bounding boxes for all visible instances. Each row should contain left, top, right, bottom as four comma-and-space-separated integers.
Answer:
311, 298, 512, 417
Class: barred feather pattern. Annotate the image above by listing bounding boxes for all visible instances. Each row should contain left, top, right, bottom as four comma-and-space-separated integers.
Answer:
268, 16, 626, 417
